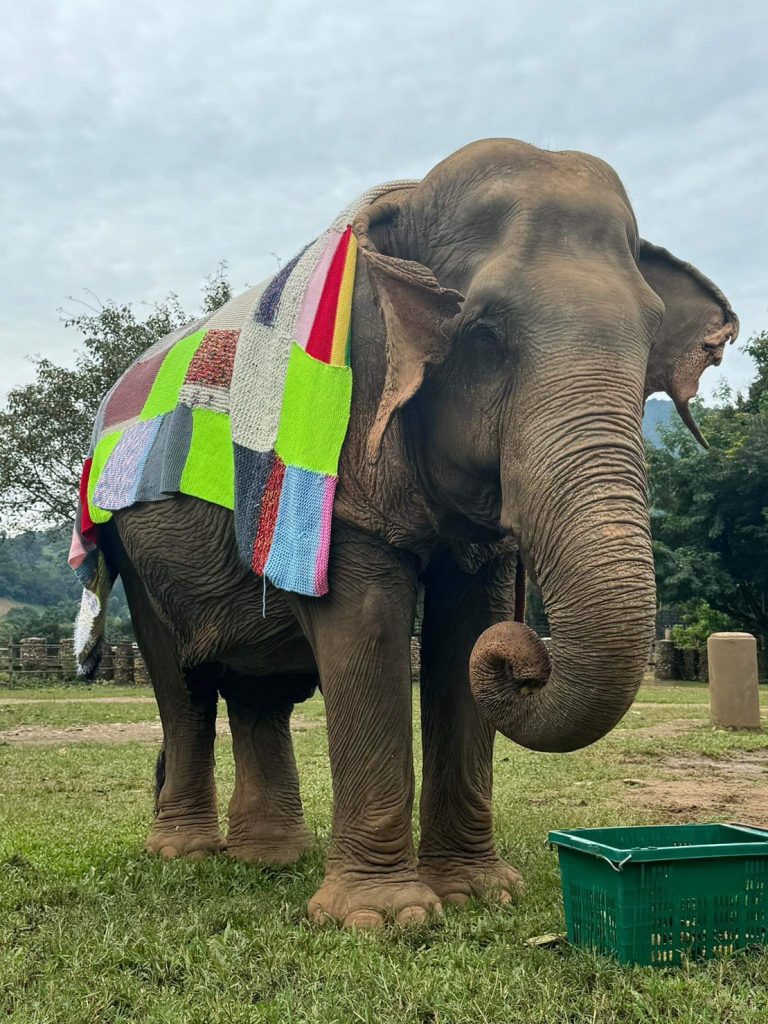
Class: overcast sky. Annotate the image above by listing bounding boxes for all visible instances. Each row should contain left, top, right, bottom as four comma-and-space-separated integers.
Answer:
2, 0, 766, 404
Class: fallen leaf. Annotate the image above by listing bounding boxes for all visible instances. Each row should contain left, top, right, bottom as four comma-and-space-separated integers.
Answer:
526, 933, 567, 949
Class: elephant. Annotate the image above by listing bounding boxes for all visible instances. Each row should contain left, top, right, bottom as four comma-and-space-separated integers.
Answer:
94, 138, 737, 928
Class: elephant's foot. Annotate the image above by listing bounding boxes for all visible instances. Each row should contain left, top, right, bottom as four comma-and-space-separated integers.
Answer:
308, 870, 443, 929
417, 854, 524, 906
226, 819, 313, 865
146, 812, 225, 860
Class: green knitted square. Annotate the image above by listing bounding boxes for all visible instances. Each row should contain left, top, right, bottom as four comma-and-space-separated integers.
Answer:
88, 429, 123, 523
140, 330, 207, 420
180, 408, 235, 510
275, 344, 353, 476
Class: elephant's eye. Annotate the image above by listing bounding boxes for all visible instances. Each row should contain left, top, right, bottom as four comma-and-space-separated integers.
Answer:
462, 316, 506, 348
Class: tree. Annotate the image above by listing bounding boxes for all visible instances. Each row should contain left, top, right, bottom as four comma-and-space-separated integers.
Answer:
0, 264, 232, 531
649, 330, 768, 650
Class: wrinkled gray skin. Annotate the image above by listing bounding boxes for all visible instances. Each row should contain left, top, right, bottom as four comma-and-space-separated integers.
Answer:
107, 139, 737, 927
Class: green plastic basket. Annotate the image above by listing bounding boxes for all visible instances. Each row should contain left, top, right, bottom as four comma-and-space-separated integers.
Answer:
548, 823, 768, 965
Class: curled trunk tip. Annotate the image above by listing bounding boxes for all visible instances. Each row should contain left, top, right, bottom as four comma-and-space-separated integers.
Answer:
470, 620, 551, 718
469, 619, 647, 753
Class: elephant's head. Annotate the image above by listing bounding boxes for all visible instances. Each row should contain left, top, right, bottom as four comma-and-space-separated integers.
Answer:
353, 139, 737, 753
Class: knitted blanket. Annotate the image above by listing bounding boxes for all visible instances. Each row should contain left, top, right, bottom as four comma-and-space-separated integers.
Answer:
69, 180, 419, 673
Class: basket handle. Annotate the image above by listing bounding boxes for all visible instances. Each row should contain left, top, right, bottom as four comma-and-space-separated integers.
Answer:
598, 853, 633, 872
547, 838, 633, 872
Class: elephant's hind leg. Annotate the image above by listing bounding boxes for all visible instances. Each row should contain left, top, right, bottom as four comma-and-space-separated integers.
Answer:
221, 676, 314, 865
120, 561, 224, 859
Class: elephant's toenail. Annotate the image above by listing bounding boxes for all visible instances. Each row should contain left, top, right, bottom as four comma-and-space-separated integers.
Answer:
444, 892, 470, 906
396, 905, 429, 925
343, 910, 384, 930
160, 845, 179, 859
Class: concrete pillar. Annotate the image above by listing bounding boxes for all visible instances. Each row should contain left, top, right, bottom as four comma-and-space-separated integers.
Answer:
708, 632, 761, 730
655, 639, 676, 681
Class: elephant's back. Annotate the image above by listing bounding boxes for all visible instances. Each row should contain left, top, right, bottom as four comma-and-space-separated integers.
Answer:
84, 280, 271, 526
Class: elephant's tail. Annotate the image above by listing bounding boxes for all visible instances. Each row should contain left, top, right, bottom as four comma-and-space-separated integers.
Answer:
154, 747, 166, 815
73, 550, 115, 678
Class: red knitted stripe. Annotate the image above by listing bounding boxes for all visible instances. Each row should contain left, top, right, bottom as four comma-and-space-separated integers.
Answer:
252, 455, 286, 575
305, 227, 352, 364
184, 329, 239, 387
79, 458, 99, 544
101, 347, 168, 430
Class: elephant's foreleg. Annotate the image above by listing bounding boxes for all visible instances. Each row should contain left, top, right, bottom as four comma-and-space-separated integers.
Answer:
221, 679, 313, 864
288, 525, 441, 928
417, 547, 524, 904
120, 562, 223, 858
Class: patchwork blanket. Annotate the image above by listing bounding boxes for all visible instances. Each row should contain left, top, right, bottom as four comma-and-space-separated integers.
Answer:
69, 179, 419, 673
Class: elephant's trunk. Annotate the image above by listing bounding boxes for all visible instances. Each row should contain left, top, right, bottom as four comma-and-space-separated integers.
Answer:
470, 382, 656, 753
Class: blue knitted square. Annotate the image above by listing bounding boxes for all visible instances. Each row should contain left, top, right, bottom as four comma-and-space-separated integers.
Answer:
264, 465, 329, 595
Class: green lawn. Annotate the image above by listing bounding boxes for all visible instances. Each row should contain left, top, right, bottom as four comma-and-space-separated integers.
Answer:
2, 682, 768, 1023
0, 684, 148, 700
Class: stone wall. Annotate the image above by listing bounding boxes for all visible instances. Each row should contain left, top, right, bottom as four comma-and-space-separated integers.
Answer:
0, 638, 151, 685
0, 634, 756, 687
651, 640, 710, 682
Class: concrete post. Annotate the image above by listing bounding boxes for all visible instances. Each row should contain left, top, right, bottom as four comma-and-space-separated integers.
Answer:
708, 632, 761, 730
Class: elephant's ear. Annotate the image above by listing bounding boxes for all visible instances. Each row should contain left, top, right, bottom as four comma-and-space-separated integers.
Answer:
640, 240, 739, 448
352, 200, 464, 464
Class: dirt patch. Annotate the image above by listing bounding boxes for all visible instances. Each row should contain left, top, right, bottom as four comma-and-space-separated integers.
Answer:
0, 716, 319, 745
621, 752, 768, 826
634, 702, 707, 709
0, 721, 167, 745
626, 718, 699, 739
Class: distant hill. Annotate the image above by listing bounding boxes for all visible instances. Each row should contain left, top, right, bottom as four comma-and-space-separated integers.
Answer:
0, 595, 32, 619
643, 397, 675, 447
0, 528, 79, 606
0, 528, 132, 643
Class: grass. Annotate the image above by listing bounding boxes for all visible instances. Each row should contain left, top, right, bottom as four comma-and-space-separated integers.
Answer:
0, 701, 158, 729
636, 680, 768, 707
1, 681, 768, 1022
0, 684, 148, 699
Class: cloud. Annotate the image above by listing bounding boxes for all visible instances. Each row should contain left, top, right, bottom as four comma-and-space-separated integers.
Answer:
2, 0, 766, 400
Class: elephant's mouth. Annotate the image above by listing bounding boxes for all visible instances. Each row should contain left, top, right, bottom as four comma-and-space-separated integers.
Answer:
511, 528, 538, 589
513, 554, 527, 624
